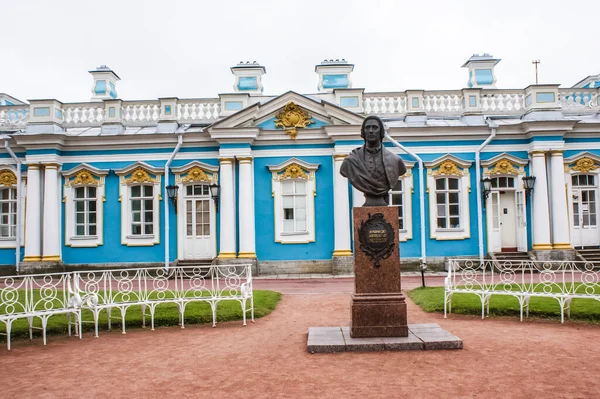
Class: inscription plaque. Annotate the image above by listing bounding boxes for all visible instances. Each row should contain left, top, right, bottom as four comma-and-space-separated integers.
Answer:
358, 212, 395, 267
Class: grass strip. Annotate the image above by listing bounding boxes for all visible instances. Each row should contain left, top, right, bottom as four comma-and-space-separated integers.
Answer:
408, 285, 600, 322
0, 290, 281, 340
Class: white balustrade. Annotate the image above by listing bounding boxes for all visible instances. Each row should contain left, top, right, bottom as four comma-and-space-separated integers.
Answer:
63, 103, 104, 126
2, 88, 597, 130
559, 88, 599, 112
178, 100, 221, 122
480, 90, 525, 113
423, 91, 463, 114
363, 94, 407, 115
0, 106, 29, 128
122, 101, 160, 124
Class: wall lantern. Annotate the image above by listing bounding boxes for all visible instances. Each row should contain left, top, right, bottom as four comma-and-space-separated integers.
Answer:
522, 175, 536, 196
210, 183, 220, 212
166, 184, 179, 213
481, 177, 492, 208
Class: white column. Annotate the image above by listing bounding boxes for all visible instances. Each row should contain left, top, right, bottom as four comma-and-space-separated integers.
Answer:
42, 164, 61, 261
549, 151, 572, 249
24, 165, 42, 262
333, 154, 352, 256
218, 158, 236, 258
237, 157, 256, 258
530, 152, 553, 250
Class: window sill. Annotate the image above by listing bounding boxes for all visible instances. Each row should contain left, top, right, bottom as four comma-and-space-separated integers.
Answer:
436, 228, 464, 232
280, 232, 309, 236
0, 237, 17, 241
71, 235, 99, 240
126, 234, 156, 239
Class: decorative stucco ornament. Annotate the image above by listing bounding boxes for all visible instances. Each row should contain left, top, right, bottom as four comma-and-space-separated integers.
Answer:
126, 168, 154, 184
489, 159, 518, 175
274, 102, 315, 140
71, 169, 98, 186
279, 163, 308, 180
182, 167, 210, 183
0, 170, 17, 187
572, 157, 598, 173
432, 160, 463, 176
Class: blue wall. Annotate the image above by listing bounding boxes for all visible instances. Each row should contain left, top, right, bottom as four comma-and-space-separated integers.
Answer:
253, 155, 334, 261
61, 157, 219, 265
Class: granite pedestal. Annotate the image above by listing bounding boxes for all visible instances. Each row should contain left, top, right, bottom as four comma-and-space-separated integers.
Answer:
351, 206, 407, 338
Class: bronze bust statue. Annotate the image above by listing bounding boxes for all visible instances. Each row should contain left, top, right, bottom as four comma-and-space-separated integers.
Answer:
340, 115, 407, 206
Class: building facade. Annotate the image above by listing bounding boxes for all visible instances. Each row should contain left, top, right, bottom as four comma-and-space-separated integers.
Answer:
0, 55, 599, 274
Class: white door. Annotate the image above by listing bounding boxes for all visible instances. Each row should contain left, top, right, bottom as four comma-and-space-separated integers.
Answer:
500, 192, 517, 249
487, 191, 502, 253
183, 184, 214, 259
571, 174, 599, 247
515, 191, 528, 252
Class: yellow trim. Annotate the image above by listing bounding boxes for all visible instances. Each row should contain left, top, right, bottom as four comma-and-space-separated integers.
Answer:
218, 252, 236, 259
219, 158, 234, 164
27, 165, 40, 170
23, 256, 41, 262
529, 151, 546, 156
237, 157, 253, 163
549, 150, 564, 155
332, 249, 353, 257
333, 154, 348, 160
532, 244, 553, 250
237, 252, 257, 258
44, 164, 60, 170
553, 243, 573, 249
41, 255, 61, 261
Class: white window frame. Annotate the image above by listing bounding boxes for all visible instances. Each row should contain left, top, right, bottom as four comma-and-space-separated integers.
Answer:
268, 158, 319, 244
0, 166, 24, 249
388, 169, 414, 242
426, 156, 472, 240
0, 186, 17, 239
129, 184, 155, 236
115, 162, 163, 247
62, 164, 108, 248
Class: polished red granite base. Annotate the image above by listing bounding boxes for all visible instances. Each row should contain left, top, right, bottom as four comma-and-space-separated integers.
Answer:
350, 206, 408, 338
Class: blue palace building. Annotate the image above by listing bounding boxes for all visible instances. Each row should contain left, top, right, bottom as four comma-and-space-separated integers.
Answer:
1, 54, 599, 274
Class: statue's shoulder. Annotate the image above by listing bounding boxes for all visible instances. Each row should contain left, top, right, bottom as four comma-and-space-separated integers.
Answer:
347, 146, 362, 158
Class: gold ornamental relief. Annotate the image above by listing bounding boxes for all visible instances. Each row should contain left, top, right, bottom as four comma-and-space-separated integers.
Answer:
274, 102, 315, 140
432, 160, 463, 176
126, 168, 155, 184
279, 163, 308, 180
489, 159, 518, 175
0, 170, 17, 187
572, 157, 598, 173
70, 169, 99, 186
182, 167, 211, 183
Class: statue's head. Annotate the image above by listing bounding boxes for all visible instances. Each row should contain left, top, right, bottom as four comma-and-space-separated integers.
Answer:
361, 115, 385, 145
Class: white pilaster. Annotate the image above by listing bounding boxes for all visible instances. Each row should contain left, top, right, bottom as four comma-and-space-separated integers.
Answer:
549, 151, 572, 249
24, 165, 42, 262
42, 164, 61, 261
530, 152, 553, 250
218, 158, 236, 258
333, 154, 352, 256
237, 157, 256, 258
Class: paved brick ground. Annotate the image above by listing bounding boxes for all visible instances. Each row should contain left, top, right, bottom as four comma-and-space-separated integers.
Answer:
2, 275, 600, 398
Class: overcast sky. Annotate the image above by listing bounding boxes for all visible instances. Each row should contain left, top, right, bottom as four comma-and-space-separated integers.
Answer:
2, 0, 599, 103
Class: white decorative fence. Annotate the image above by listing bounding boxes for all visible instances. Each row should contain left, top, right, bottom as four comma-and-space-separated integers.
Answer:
445, 259, 600, 323
0, 264, 253, 350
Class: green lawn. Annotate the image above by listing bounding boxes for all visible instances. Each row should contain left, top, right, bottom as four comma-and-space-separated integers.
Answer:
0, 290, 281, 341
408, 285, 600, 322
